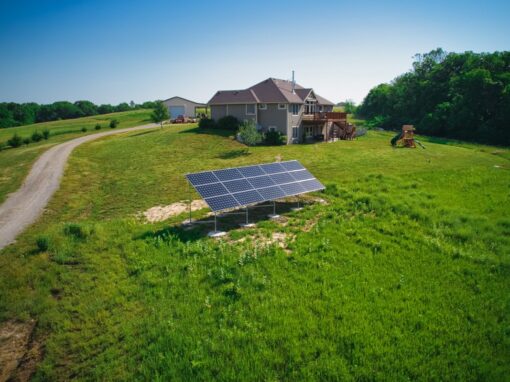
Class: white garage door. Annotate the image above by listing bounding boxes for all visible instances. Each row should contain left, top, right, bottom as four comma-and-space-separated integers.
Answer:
169, 106, 185, 118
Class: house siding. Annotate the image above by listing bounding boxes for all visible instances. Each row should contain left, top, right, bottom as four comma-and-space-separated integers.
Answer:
211, 105, 227, 120
288, 104, 304, 144
227, 104, 257, 123
257, 104, 287, 135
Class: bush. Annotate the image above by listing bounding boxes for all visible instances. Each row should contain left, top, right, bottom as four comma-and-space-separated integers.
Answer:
237, 121, 263, 146
81, 127, 87, 132
63, 223, 90, 239
42, 129, 50, 140
22, 137, 30, 146
95, 124, 101, 130
109, 119, 119, 128
31, 131, 43, 142
198, 118, 216, 129
263, 130, 286, 146
36, 236, 50, 252
217, 116, 239, 130
7, 133, 23, 148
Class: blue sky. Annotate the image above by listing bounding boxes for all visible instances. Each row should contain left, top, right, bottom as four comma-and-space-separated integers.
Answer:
0, 0, 509, 105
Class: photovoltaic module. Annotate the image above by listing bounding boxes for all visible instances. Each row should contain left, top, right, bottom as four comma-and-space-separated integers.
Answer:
186, 160, 324, 212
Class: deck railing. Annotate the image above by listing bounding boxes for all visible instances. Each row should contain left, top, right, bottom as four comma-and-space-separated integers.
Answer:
302, 112, 347, 121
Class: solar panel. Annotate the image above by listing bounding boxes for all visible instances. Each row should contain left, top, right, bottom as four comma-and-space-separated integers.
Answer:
232, 190, 264, 205
270, 172, 295, 185
204, 194, 239, 211
289, 169, 314, 181
247, 175, 275, 188
260, 163, 286, 174
238, 165, 265, 178
280, 182, 306, 196
195, 182, 229, 198
186, 160, 323, 212
186, 171, 219, 186
281, 160, 305, 171
223, 179, 253, 193
257, 185, 286, 200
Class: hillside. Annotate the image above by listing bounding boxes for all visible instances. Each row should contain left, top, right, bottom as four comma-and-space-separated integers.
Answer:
0, 125, 509, 380
0, 110, 152, 204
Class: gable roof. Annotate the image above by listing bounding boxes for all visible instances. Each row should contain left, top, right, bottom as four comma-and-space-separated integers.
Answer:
208, 78, 334, 105
162, 96, 207, 106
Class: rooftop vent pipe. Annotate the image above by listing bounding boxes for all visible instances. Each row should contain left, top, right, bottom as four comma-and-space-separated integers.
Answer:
292, 70, 296, 93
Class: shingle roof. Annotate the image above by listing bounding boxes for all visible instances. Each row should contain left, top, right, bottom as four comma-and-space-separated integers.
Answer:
314, 93, 335, 106
208, 78, 334, 106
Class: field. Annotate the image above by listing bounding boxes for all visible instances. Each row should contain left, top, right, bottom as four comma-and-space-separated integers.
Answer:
0, 110, 152, 203
0, 124, 509, 380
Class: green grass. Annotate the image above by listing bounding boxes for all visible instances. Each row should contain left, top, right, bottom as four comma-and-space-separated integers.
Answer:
0, 125, 509, 380
0, 110, 152, 203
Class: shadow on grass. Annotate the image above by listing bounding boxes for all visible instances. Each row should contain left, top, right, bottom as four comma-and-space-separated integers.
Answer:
178, 126, 234, 138
137, 200, 304, 243
127, 130, 159, 138
217, 149, 250, 159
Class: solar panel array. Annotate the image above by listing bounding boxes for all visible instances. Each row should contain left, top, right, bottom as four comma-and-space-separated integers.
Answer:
186, 160, 325, 212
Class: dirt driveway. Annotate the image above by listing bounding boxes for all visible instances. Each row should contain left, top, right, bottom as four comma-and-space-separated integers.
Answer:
0, 123, 158, 250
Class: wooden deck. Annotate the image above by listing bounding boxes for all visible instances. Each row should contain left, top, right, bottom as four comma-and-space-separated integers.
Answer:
301, 112, 347, 123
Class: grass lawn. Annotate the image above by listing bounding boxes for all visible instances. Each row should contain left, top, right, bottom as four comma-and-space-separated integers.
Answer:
0, 110, 152, 203
0, 124, 509, 380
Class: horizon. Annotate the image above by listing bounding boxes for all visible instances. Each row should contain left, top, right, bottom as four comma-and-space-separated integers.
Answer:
0, 0, 509, 105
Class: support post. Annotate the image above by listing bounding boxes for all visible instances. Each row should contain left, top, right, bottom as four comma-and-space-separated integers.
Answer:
240, 206, 255, 228
208, 212, 226, 237
269, 200, 280, 219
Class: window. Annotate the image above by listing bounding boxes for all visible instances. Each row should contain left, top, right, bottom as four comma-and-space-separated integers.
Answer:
305, 126, 313, 137
291, 104, 300, 115
246, 104, 256, 115
258, 103, 267, 110
292, 126, 299, 138
278, 103, 287, 110
268, 126, 277, 132
319, 105, 323, 112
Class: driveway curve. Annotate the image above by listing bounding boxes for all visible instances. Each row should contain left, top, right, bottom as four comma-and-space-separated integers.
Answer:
0, 123, 158, 250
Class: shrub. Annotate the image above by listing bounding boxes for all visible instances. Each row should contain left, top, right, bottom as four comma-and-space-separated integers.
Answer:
7, 133, 23, 148
217, 116, 239, 130
237, 120, 262, 146
81, 127, 87, 132
263, 130, 286, 145
31, 131, 43, 142
95, 123, 101, 130
42, 129, 50, 140
109, 119, 119, 128
36, 236, 50, 252
63, 223, 90, 239
22, 137, 30, 146
198, 118, 216, 129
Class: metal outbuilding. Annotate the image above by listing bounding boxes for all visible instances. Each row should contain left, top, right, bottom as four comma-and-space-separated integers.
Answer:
161, 96, 207, 118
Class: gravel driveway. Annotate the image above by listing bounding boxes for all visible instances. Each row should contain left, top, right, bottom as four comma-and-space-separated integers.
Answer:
0, 123, 158, 250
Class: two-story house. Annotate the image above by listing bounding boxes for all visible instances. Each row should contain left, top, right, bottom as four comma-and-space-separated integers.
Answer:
208, 77, 347, 144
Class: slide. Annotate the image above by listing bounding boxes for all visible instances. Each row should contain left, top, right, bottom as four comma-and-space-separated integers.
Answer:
390, 133, 401, 146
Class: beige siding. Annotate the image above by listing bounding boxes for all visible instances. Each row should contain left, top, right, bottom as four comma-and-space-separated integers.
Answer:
211, 105, 227, 120
257, 104, 287, 135
287, 104, 304, 144
226, 104, 257, 123
162, 97, 204, 117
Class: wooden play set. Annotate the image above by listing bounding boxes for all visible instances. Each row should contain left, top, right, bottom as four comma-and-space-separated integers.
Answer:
391, 125, 424, 148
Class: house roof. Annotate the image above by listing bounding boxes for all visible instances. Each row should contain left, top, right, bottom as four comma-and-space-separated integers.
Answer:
162, 96, 207, 107
208, 78, 334, 105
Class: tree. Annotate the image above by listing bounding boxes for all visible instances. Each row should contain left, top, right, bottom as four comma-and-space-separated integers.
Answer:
238, 121, 262, 146
74, 100, 98, 116
151, 103, 169, 128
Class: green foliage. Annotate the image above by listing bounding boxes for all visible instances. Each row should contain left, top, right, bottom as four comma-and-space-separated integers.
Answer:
31, 131, 43, 142
109, 119, 119, 128
217, 115, 239, 130
358, 48, 510, 145
343, 99, 357, 114
150, 103, 169, 127
35, 236, 50, 252
22, 137, 30, 146
81, 127, 87, 132
198, 117, 216, 129
63, 223, 90, 239
7, 133, 23, 148
42, 129, 50, 139
263, 130, 286, 145
95, 124, 101, 130
1, 126, 509, 380
238, 120, 263, 146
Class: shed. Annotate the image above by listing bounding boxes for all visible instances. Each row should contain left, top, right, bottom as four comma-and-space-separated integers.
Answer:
162, 96, 207, 118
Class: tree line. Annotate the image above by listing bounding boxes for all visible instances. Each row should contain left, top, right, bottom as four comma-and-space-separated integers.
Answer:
357, 48, 510, 146
0, 100, 160, 128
